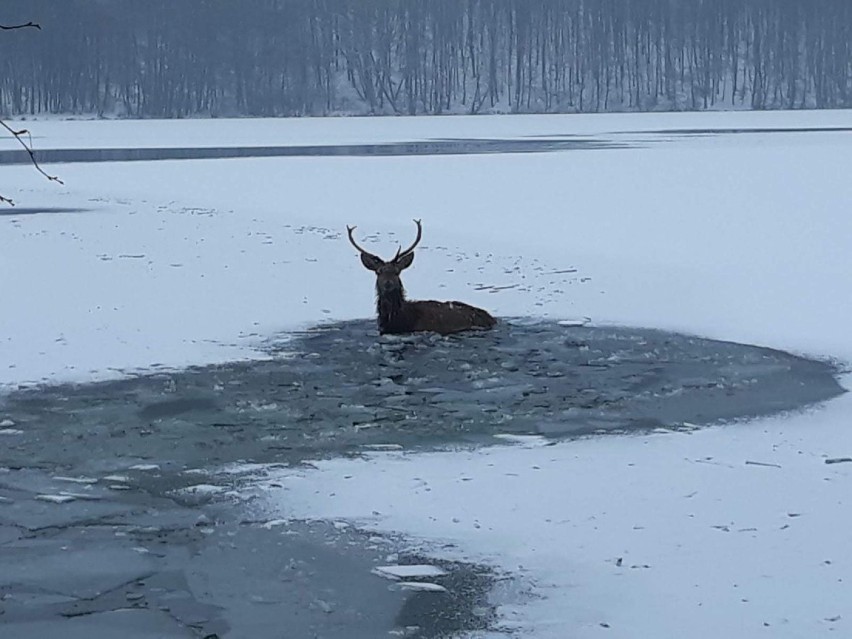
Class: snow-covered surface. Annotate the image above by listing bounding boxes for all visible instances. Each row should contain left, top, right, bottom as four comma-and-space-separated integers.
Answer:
2, 110, 851, 387
264, 392, 852, 638
2, 110, 851, 637
9, 109, 852, 149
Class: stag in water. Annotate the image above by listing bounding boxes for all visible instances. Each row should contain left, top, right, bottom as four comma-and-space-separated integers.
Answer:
346, 220, 497, 335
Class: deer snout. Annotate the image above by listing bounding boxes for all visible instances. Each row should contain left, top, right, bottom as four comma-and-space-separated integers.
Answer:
376, 271, 402, 294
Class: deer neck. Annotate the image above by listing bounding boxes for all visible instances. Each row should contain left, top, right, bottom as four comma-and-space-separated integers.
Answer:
376, 286, 410, 333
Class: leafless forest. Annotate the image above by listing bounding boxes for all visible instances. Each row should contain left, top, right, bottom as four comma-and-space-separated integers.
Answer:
1, 0, 850, 118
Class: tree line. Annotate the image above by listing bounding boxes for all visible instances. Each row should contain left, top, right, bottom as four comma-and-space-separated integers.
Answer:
1, 0, 850, 118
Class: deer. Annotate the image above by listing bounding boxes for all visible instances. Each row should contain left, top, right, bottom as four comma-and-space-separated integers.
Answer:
346, 219, 497, 335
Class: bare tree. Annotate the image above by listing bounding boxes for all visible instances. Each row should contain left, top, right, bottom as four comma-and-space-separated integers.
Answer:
0, 121, 64, 205
2, 2, 851, 119
1, 19, 62, 205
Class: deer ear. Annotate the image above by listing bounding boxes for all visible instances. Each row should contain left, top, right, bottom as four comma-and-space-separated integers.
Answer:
395, 251, 415, 270
360, 253, 384, 271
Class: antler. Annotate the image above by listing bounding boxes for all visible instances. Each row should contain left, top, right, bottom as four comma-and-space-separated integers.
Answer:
346, 225, 382, 261
394, 219, 422, 262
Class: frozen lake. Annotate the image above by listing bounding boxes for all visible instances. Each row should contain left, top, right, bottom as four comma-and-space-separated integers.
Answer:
0, 136, 624, 164
1, 110, 850, 638
1, 122, 850, 167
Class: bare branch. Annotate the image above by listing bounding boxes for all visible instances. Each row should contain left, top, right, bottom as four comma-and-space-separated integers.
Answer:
0, 21, 41, 31
0, 118, 64, 206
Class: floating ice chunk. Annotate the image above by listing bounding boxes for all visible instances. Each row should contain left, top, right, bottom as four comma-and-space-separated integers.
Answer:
557, 317, 591, 326
260, 518, 290, 529
174, 484, 224, 496
363, 444, 403, 451
57, 491, 102, 501
53, 476, 98, 484
0, 419, 15, 427
354, 422, 380, 431
102, 474, 130, 483
393, 581, 448, 593
372, 565, 447, 580
0, 428, 23, 435
217, 462, 267, 476
128, 464, 160, 471
35, 494, 77, 504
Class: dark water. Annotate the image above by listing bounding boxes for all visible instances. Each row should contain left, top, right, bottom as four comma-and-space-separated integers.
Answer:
0, 136, 626, 166
2, 126, 845, 168
1, 320, 843, 472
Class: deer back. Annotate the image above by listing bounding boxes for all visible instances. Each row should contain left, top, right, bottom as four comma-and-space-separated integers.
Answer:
401, 300, 496, 335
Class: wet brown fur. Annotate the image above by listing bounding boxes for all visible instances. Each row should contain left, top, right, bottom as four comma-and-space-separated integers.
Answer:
348, 221, 496, 336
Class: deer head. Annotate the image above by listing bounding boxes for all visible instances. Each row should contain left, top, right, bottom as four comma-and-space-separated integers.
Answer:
346, 218, 422, 299
346, 219, 496, 335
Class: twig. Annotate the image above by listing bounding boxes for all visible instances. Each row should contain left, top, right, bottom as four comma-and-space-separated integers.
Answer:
0, 118, 64, 206
745, 460, 783, 469
825, 457, 852, 465
0, 21, 41, 31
